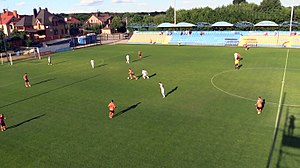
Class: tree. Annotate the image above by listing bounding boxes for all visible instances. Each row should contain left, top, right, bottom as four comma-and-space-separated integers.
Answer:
233, 0, 247, 5
0, 31, 5, 52
165, 6, 174, 23
8, 30, 32, 47
152, 14, 165, 25
110, 16, 123, 31
260, 0, 282, 12
129, 14, 143, 24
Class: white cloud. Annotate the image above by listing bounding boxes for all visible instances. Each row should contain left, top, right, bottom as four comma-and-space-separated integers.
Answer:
63, 8, 86, 14
137, 3, 147, 6
182, 0, 196, 5
79, 0, 104, 6
112, 0, 134, 3
16, 1, 26, 6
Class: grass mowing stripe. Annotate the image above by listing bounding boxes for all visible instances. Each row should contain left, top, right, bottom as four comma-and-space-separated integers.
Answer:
0, 52, 118, 88
266, 49, 290, 168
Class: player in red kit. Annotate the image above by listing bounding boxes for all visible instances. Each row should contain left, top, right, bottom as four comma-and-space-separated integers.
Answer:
108, 100, 116, 119
23, 73, 31, 87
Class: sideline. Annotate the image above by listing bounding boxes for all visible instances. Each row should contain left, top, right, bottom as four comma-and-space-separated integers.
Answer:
266, 49, 290, 168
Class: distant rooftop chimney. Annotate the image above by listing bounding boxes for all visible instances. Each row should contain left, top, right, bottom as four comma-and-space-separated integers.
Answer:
13, 10, 18, 18
33, 8, 38, 18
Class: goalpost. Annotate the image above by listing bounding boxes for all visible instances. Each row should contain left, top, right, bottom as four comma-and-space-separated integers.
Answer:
9, 53, 13, 65
1, 47, 42, 65
0, 53, 3, 65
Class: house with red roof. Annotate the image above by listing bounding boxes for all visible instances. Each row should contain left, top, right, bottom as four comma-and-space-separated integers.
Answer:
14, 7, 69, 41
0, 9, 21, 36
86, 13, 111, 26
64, 17, 81, 25
64, 17, 82, 36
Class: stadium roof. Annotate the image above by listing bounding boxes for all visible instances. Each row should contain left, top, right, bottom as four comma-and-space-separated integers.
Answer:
174, 22, 196, 27
211, 21, 233, 27
157, 22, 175, 28
254, 21, 278, 27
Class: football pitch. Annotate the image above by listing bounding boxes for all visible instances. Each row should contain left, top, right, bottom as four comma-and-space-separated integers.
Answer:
0, 44, 300, 168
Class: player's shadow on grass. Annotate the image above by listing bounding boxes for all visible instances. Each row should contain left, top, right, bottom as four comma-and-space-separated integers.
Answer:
114, 102, 141, 118
54, 60, 68, 65
30, 60, 42, 64
137, 73, 156, 79
0, 74, 102, 109
262, 99, 266, 110
95, 64, 108, 68
32, 78, 56, 86
166, 86, 178, 97
7, 114, 45, 130
131, 55, 151, 63
149, 73, 157, 78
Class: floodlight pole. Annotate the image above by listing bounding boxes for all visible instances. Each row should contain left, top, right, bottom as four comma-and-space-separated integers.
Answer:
289, 0, 294, 35
174, 0, 176, 24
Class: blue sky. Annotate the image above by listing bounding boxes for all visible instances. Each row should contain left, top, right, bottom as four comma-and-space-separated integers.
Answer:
0, 0, 298, 14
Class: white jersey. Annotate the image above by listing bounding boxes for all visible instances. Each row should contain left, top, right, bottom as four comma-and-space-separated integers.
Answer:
125, 55, 130, 63
142, 70, 148, 76
234, 53, 238, 60
159, 82, 165, 98
159, 83, 164, 90
90, 59, 95, 68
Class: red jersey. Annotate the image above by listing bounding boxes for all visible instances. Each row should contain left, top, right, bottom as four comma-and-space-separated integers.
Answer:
108, 102, 116, 111
256, 98, 263, 108
0, 115, 5, 124
129, 69, 134, 75
23, 74, 28, 81
237, 53, 241, 60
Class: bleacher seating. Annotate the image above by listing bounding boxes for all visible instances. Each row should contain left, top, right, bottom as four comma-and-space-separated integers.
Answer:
169, 31, 244, 46
128, 31, 171, 44
239, 31, 300, 48
128, 31, 300, 48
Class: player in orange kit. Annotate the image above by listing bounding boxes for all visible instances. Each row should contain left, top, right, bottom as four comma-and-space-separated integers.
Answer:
0, 114, 6, 131
23, 73, 31, 87
108, 100, 116, 119
255, 96, 263, 114
138, 51, 142, 60
128, 68, 138, 80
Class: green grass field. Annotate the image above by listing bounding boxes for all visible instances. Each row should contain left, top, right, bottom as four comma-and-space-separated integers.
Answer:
0, 44, 300, 168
